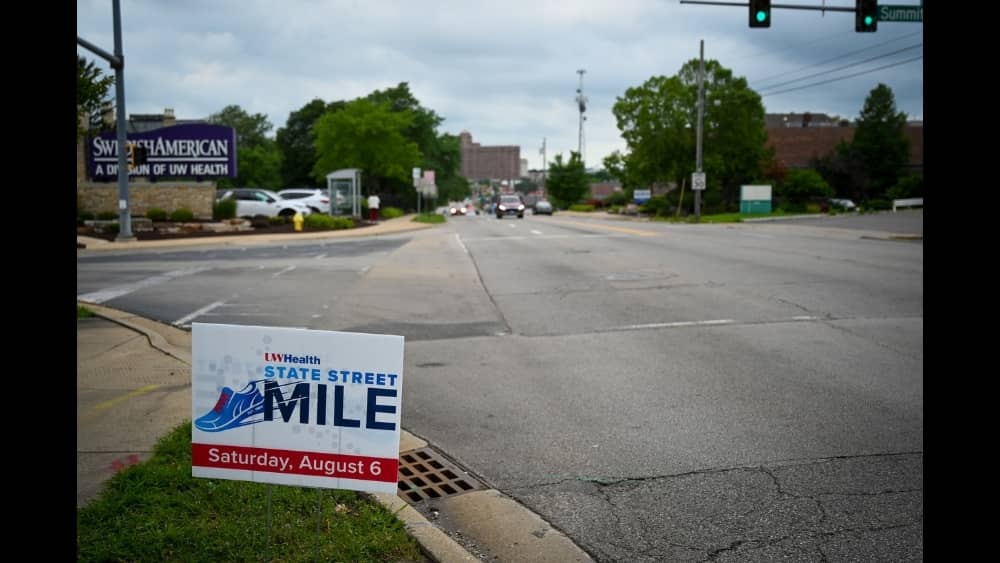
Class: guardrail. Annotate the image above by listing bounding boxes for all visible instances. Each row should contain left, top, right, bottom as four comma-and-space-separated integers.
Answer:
892, 198, 923, 212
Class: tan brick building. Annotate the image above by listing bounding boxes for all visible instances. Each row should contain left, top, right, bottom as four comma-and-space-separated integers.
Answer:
458, 131, 520, 181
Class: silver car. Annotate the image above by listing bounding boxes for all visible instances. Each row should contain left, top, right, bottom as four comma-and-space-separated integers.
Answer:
278, 188, 331, 214
534, 200, 554, 215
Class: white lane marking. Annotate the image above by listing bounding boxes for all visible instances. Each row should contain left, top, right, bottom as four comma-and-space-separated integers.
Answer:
531, 230, 543, 235
173, 300, 227, 327
455, 234, 469, 254
311, 314, 322, 319
272, 265, 296, 278
509, 224, 517, 228
314, 253, 327, 259
77, 266, 212, 304
791, 316, 820, 321
360, 266, 371, 275
605, 319, 735, 332
463, 233, 625, 242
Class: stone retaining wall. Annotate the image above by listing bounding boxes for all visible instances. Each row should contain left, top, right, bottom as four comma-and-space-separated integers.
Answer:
77, 181, 216, 219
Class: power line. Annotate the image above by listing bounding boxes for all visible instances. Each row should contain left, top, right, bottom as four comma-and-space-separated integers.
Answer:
751, 29, 922, 87
727, 28, 852, 64
757, 43, 922, 93
760, 55, 922, 97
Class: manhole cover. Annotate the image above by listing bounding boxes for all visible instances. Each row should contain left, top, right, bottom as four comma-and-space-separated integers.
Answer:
397, 447, 484, 503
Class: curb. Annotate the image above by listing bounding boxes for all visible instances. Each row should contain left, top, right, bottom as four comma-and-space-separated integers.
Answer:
78, 303, 480, 563
77, 215, 435, 252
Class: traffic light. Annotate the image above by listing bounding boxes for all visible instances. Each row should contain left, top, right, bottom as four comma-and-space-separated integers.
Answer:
749, 0, 771, 28
134, 146, 149, 167
856, 0, 877, 32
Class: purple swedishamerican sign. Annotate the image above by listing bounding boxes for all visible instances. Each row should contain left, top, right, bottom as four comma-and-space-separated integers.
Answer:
88, 123, 237, 179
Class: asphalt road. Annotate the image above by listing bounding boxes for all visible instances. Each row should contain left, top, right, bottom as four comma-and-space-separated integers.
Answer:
77, 211, 923, 562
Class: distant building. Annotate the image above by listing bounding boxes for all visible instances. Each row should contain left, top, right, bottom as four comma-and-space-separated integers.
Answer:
765, 116, 923, 174
588, 181, 622, 200
458, 131, 521, 181
97, 103, 207, 134
765, 112, 847, 128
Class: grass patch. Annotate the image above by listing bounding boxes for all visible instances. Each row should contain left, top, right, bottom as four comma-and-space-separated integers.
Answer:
652, 210, 802, 224
77, 422, 426, 562
78, 305, 95, 318
413, 213, 445, 224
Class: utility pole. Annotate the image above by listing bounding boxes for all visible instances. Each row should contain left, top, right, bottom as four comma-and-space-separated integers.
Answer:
576, 69, 588, 166
77, 0, 134, 241
695, 40, 705, 219
540, 137, 547, 198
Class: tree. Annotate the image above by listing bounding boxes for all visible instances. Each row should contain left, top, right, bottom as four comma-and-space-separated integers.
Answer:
438, 175, 472, 202
777, 169, 833, 208
276, 99, 341, 188
77, 56, 114, 138
311, 98, 422, 195
545, 152, 588, 207
612, 60, 768, 210
851, 83, 909, 199
208, 105, 273, 148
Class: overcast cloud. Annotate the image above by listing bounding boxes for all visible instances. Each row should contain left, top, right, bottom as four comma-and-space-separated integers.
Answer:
77, 0, 923, 172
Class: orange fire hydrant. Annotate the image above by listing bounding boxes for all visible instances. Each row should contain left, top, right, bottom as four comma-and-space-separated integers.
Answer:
293, 211, 304, 232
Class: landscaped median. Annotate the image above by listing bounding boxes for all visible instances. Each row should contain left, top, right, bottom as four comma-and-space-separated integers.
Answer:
77, 422, 427, 562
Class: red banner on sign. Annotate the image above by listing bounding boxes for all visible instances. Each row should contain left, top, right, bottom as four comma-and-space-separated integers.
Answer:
192, 443, 398, 483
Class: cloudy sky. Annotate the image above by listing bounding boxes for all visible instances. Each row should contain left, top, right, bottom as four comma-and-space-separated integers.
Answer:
77, 0, 923, 172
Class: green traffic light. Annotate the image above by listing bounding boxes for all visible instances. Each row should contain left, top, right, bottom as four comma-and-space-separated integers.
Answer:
864, 15, 873, 25
756, 10, 768, 23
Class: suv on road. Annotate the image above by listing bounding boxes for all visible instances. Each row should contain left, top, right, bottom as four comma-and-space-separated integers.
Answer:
278, 188, 330, 214
496, 194, 525, 219
216, 188, 312, 219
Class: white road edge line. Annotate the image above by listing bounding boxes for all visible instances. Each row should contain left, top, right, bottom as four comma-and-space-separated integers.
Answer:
531, 230, 542, 235
272, 265, 296, 278
607, 319, 736, 332
173, 300, 227, 327
455, 234, 469, 254
77, 266, 212, 304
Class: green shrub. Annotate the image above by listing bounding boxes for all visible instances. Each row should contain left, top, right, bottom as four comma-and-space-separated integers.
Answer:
887, 175, 923, 200
380, 206, 404, 219
305, 214, 336, 230
805, 203, 821, 213
97, 211, 117, 221
864, 199, 892, 211
145, 208, 168, 221
102, 223, 119, 235
169, 208, 194, 222
251, 215, 270, 228
269, 216, 287, 225
213, 198, 237, 220
569, 204, 595, 212
413, 213, 445, 224
639, 196, 669, 217
607, 191, 629, 206
78, 210, 95, 225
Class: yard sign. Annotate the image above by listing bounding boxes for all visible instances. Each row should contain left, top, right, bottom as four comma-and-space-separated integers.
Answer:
191, 323, 404, 494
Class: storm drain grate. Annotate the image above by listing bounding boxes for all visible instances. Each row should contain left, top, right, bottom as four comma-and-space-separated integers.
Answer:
397, 447, 483, 503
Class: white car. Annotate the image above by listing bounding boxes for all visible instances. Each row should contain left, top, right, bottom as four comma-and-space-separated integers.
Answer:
217, 188, 312, 219
278, 188, 331, 214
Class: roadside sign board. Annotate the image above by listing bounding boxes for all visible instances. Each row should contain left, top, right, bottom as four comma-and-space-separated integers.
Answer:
191, 323, 404, 494
692, 172, 706, 191
633, 189, 651, 203
740, 184, 772, 215
879, 5, 923, 22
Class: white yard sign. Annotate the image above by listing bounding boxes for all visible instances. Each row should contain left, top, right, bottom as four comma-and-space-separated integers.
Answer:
191, 323, 404, 494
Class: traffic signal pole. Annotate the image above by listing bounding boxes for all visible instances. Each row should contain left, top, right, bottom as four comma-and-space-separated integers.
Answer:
77, 0, 134, 241
695, 40, 705, 219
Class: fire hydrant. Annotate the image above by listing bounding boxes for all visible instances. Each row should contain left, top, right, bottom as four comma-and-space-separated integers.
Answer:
293, 211, 304, 232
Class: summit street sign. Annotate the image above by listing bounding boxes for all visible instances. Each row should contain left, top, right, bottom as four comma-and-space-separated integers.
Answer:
879, 5, 923, 22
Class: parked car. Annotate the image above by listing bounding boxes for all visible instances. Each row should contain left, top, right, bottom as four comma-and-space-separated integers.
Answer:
829, 198, 858, 211
534, 200, 554, 215
496, 194, 525, 219
278, 188, 330, 214
216, 188, 312, 219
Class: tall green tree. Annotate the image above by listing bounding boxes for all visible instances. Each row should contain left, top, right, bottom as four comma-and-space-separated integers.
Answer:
208, 105, 273, 148
208, 105, 282, 189
77, 56, 114, 138
612, 60, 768, 210
545, 152, 588, 207
275, 99, 336, 188
851, 83, 909, 199
312, 99, 422, 195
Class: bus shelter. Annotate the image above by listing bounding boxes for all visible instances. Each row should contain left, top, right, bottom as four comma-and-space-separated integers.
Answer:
326, 168, 362, 217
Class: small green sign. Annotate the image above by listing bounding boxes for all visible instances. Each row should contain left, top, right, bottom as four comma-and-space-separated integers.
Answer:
879, 5, 923, 22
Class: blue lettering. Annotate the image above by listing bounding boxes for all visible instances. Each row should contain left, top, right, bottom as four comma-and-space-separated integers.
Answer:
376, 373, 386, 386
334, 386, 360, 428
275, 366, 287, 378
310, 368, 321, 381
327, 369, 339, 382
287, 367, 300, 380
365, 372, 375, 385
264, 365, 275, 378
264, 381, 310, 423
352, 371, 363, 384
388, 373, 399, 386
366, 388, 397, 431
